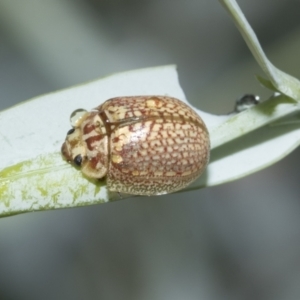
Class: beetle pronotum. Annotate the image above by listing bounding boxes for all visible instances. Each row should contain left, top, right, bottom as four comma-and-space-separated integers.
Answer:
61, 96, 210, 195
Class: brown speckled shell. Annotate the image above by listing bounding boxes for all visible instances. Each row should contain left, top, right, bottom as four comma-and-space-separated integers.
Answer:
63, 96, 210, 196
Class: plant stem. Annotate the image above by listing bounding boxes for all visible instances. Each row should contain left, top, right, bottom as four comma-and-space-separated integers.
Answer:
210, 94, 299, 149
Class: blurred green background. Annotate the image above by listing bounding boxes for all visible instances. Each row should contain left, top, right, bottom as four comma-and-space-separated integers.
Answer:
1, 0, 300, 299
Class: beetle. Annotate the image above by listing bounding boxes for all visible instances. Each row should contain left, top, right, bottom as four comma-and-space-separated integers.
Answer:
61, 96, 210, 195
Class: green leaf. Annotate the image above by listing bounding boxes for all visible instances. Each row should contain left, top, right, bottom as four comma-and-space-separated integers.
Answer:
256, 75, 280, 93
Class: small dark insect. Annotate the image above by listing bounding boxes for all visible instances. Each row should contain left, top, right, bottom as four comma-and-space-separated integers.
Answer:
235, 94, 260, 112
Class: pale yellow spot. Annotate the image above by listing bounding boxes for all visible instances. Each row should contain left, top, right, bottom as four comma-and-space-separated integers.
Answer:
182, 170, 192, 176
116, 106, 127, 120
156, 146, 164, 153
146, 99, 163, 108
142, 142, 149, 149
112, 154, 123, 164
161, 131, 168, 138
167, 139, 174, 145
106, 105, 127, 121
148, 131, 158, 140
132, 170, 139, 176
150, 111, 160, 117
177, 130, 185, 138
145, 121, 152, 128
146, 99, 156, 108
163, 123, 174, 130
120, 133, 131, 143
152, 124, 162, 131
166, 103, 175, 108
154, 171, 163, 176
169, 131, 177, 138
166, 171, 176, 176
134, 110, 142, 117
112, 132, 130, 151
112, 128, 131, 151
175, 138, 183, 144
139, 149, 148, 156
183, 152, 189, 158
114, 145, 122, 152
182, 124, 192, 130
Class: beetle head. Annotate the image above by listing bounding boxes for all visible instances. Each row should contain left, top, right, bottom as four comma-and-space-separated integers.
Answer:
61, 109, 108, 179
61, 127, 87, 168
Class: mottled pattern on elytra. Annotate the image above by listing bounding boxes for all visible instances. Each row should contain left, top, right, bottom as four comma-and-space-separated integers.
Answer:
62, 95, 210, 195
94, 96, 210, 195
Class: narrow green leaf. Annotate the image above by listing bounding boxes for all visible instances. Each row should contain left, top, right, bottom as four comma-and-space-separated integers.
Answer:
219, 0, 300, 101
255, 75, 280, 93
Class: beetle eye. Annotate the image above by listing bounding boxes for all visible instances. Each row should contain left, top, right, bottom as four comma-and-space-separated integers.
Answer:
67, 128, 75, 135
74, 154, 82, 166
